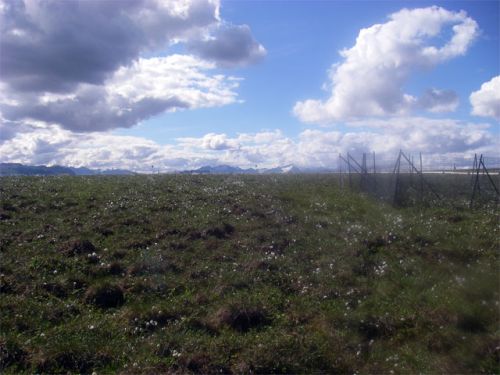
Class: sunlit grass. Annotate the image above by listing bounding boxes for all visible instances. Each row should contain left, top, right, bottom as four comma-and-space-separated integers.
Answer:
0, 175, 498, 374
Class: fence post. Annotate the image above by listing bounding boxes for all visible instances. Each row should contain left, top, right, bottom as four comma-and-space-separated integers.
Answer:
479, 156, 500, 198
419, 152, 423, 203
338, 153, 344, 189
362, 153, 367, 191
470, 154, 482, 208
470, 154, 478, 186
347, 152, 353, 190
373, 152, 377, 195
392, 150, 402, 206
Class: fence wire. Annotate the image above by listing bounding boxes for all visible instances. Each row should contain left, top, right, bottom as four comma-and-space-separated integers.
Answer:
337, 151, 499, 208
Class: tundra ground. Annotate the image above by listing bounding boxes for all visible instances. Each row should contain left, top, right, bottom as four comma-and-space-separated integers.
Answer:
0, 175, 498, 373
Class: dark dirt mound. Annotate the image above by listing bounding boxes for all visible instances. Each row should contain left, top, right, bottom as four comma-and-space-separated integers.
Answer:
60, 240, 96, 256
203, 223, 235, 239
212, 306, 270, 332
84, 283, 125, 309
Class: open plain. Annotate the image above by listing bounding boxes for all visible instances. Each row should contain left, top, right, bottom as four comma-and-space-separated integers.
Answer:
0, 174, 498, 374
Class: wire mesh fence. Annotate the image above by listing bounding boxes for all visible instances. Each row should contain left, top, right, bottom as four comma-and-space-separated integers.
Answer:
336, 151, 500, 209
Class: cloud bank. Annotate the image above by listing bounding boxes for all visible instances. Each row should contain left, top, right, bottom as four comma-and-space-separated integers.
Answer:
1, 118, 496, 172
0, 0, 264, 133
1, 55, 240, 132
0, 0, 220, 92
293, 6, 478, 124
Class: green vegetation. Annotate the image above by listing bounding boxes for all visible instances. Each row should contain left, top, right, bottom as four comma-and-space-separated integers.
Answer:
0, 175, 498, 374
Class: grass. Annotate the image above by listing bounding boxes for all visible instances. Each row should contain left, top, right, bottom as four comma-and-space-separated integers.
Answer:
0, 174, 498, 374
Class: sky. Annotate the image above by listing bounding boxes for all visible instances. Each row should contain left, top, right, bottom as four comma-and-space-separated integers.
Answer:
0, 0, 499, 172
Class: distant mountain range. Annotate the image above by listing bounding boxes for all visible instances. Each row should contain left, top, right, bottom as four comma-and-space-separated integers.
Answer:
180, 165, 258, 174
180, 164, 333, 174
0, 163, 136, 176
0, 162, 336, 176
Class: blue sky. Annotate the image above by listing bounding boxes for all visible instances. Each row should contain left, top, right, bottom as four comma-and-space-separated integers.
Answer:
0, 0, 499, 171
115, 0, 499, 143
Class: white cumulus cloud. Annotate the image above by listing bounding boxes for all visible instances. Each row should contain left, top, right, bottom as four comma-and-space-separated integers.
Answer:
0, 0, 264, 134
1, 55, 240, 132
1, 118, 497, 172
294, 6, 478, 124
470, 76, 500, 120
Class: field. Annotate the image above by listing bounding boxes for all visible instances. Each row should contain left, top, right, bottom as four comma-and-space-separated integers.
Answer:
0, 174, 498, 374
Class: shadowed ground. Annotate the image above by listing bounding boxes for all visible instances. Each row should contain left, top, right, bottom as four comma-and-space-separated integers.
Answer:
0, 175, 498, 374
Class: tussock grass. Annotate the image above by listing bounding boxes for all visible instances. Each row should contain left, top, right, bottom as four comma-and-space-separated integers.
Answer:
0, 174, 498, 374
